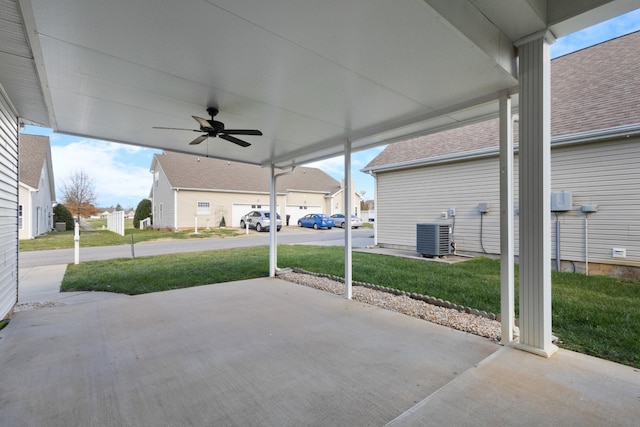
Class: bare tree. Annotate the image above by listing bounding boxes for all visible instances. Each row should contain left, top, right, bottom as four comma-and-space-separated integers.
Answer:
63, 170, 97, 220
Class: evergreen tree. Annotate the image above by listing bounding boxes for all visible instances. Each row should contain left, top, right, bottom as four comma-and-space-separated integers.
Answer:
134, 199, 152, 229
53, 203, 75, 231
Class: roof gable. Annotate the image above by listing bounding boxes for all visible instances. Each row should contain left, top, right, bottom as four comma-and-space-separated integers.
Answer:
19, 134, 55, 195
365, 30, 640, 171
153, 151, 341, 194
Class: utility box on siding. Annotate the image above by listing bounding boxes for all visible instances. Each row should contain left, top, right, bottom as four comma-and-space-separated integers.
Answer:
551, 192, 573, 212
417, 223, 451, 257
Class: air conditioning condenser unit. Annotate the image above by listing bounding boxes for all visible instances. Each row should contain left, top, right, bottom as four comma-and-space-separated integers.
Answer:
417, 223, 451, 257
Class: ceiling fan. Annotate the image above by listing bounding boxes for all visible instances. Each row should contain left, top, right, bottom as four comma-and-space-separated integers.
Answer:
153, 107, 262, 147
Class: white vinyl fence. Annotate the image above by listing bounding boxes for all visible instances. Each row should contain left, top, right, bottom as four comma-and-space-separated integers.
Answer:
107, 210, 125, 236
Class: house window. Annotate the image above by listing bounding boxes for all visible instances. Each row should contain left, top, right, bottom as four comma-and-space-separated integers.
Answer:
158, 203, 163, 220
251, 204, 262, 209
197, 201, 211, 214
18, 205, 23, 229
154, 171, 159, 187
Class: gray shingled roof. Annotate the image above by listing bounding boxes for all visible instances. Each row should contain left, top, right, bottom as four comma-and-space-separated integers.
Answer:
153, 151, 342, 194
19, 134, 52, 190
365, 30, 640, 171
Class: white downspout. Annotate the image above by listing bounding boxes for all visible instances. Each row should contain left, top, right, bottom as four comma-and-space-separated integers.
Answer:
174, 189, 178, 232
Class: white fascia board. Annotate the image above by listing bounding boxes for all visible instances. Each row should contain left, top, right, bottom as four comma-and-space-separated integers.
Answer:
362, 123, 640, 173
172, 187, 286, 196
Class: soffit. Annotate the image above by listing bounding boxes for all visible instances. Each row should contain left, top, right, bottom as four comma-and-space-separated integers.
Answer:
7, 0, 636, 168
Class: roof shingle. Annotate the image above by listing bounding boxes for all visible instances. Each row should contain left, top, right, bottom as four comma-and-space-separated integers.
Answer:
19, 134, 51, 189
154, 151, 341, 194
365, 30, 640, 170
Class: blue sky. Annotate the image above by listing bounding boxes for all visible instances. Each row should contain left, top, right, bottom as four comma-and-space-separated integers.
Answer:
23, 8, 640, 209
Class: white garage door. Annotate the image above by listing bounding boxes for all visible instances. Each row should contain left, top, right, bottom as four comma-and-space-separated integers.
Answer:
286, 206, 321, 225
231, 204, 254, 227
232, 204, 281, 227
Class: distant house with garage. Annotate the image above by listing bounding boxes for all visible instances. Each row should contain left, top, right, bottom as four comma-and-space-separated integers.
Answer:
18, 134, 56, 240
149, 151, 362, 230
362, 31, 640, 278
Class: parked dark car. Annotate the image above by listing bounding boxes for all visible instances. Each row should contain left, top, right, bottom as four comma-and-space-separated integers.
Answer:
297, 213, 334, 230
330, 213, 364, 228
240, 210, 282, 232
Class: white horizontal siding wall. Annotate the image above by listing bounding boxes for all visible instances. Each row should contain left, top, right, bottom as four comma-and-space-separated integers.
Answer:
0, 88, 19, 319
376, 136, 640, 267
151, 164, 175, 230
550, 137, 640, 266
377, 156, 515, 254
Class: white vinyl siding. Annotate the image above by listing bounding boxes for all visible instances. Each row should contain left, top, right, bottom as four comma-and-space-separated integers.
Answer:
0, 89, 19, 319
375, 136, 640, 268
149, 162, 175, 229
376, 155, 512, 254
548, 138, 640, 266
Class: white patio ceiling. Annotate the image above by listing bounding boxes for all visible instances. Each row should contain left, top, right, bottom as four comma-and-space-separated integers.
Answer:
6, 0, 638, 168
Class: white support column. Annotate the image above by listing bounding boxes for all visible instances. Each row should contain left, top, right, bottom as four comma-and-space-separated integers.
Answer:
515, 33, 558, 357
499, 94, 515, 345
269, 164, 277, 278
344, 140, 353, 299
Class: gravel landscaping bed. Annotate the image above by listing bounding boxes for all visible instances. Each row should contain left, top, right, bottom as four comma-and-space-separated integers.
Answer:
14, 301, 66, 312
278, 270, 502, 342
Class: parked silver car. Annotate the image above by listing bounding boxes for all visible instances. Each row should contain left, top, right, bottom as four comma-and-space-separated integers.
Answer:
240, 210, 282, 232
330, 213, 364, 228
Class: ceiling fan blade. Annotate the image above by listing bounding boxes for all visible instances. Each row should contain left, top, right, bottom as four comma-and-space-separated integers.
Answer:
224, 129, 263, 136
189, 134, 208, 145
153, 126, 200, 132
219, 134, 251, 147
192, 116, 212, 129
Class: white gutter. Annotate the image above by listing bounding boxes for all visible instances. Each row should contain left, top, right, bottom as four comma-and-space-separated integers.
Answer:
361, 123, 640, 174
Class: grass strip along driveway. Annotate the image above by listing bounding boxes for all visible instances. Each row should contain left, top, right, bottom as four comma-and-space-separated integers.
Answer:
61, 245, 640, 369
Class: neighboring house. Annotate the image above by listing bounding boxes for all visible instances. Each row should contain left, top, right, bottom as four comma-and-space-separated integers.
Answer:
150, 151, 362, 230
363, 31, 640, 278
18, 134, 56, 240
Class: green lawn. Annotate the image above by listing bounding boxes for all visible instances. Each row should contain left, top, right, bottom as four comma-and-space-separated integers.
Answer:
61, 245, 640, 368
20, 225, 241, 251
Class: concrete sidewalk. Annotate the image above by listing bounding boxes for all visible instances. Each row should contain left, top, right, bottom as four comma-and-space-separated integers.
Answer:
2, 266, 639, 426
18, 264, 127, 306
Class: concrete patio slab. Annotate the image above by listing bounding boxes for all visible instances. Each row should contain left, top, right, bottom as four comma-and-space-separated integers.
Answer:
1, 277, 499, 426
3, 266, 639, 426
387, 345, 640, 426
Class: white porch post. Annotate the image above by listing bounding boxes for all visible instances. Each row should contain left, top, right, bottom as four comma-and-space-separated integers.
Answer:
344, 140, 352, 299
515, 33, 558, 357
499, 94, 515, 345
269, 164, 277, 278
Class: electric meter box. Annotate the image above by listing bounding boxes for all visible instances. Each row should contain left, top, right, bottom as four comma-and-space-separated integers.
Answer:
551, 192, 572, 212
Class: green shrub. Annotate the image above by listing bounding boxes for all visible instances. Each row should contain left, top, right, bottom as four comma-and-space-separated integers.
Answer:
53, 203, 74, 231
133, 198, 152, 229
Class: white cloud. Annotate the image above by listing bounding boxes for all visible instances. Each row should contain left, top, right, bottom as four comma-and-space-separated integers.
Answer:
52, 140, 157, 208
551, 9, 640, 58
